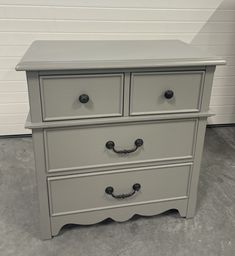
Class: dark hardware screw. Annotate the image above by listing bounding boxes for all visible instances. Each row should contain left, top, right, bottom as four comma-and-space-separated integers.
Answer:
79, 94, 89, 104
105, 186, 114, 195
132, 183, 141, 191
106, 141, 115, 149
135, 139, 144, 147
164, 90, 174, 99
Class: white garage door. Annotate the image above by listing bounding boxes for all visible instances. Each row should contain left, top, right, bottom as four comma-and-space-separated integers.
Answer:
0, 0, 234, 135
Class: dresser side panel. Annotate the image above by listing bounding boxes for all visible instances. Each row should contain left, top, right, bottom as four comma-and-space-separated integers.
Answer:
186, 118, 207, 218
26, 71, 43, 123
32, 129, 52, 239
200, 66, 216, 112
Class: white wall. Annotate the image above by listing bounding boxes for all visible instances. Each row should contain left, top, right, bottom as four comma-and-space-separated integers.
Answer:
0, 0, 234, 135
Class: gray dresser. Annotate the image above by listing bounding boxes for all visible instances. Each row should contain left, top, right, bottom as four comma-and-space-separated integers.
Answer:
16, 40, 225, 239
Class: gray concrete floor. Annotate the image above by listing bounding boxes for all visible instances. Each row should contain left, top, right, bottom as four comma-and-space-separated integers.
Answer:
0, 127, 234, 256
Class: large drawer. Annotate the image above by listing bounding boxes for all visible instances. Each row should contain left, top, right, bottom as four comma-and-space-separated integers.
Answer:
48, 163, 191, 216
130, 71, 204, 115
44, 120, 197, 173
39, 73, 124, 121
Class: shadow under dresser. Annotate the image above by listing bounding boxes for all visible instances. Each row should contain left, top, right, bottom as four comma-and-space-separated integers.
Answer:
16, 40, 225, 239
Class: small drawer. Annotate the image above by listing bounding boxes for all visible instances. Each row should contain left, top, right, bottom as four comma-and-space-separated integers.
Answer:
130, 71, 204, 116
44, 119, 196, 173
48, 163, 191, 216
39, 73, 124, 121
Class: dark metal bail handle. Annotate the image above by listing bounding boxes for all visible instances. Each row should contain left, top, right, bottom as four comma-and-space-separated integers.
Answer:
105, 138, 144, 154
105, 183, 141, 199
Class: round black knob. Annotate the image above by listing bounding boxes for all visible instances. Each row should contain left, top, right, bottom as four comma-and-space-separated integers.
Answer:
133, 183, 141, 191
79, 94, 89, 104
164, 90, 174, 99
135, 138, 144, 147
106, 141, 115, 149
105, 186, 114, 195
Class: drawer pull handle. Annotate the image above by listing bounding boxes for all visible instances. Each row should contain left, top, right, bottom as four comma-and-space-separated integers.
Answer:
164, 90, 174, 99
105, 183, 141, 199
106, 138, 143, 154
79, 94, 89, 104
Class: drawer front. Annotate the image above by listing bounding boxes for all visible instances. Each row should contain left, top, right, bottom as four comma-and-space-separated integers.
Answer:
130, 71, 204, 115
48, 163, 191, 216
40, 74, 124, 121
44, 120, 196, 173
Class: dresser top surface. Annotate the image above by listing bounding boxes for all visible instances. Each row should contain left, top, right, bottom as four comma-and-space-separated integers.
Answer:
16, 40, 225, 71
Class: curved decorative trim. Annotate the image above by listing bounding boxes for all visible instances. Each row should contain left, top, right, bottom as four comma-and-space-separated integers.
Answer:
51, 199, 188, 237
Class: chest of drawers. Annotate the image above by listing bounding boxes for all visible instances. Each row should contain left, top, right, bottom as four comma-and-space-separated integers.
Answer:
16, 40, 225, 239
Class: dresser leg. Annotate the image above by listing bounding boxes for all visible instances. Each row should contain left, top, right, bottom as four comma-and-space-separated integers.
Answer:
185, 204, 197, 219
40, 229, 52, 240
177, 205, 187, 218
